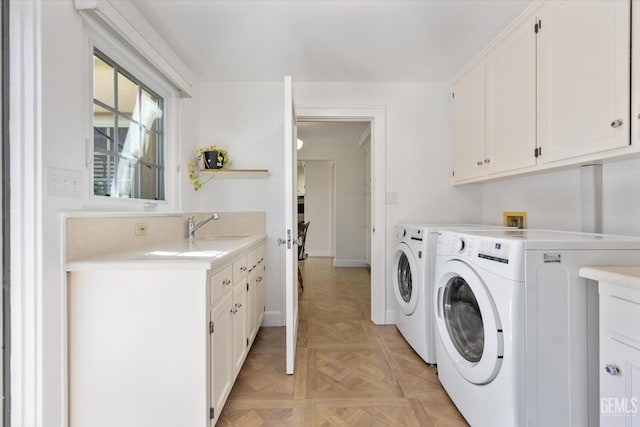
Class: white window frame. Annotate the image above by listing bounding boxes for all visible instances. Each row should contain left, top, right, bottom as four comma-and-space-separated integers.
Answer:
83, 19, 180, 212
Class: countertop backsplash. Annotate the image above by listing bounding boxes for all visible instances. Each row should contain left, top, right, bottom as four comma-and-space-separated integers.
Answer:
65, 211, 266, 262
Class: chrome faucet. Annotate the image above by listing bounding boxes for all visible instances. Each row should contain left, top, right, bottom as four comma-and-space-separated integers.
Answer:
186, 213, 220, 238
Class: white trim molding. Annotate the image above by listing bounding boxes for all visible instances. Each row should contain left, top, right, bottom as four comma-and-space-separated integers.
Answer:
10, 1, 44, 426
74, 0, 194, 97
333, 259, 369, 268
296, 106, 387, 325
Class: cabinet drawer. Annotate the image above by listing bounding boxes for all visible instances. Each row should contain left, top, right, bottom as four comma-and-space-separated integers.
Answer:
211, 265, 233, 304
233, 255, 247, 284
607, 293, 640, 345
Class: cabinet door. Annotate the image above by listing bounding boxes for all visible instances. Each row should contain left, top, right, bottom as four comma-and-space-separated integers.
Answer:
537, 0, 630, 163
256, 263, 265, 327
210, 292, 233, 424
232, 281, 248, 377
485, 19, 537, 175
452, 60, 486, 182
600, 339, 640, 426
246, 270, 257, 344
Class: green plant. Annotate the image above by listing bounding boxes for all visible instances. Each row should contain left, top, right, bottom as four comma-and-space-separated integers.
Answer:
187, 145, 230, 190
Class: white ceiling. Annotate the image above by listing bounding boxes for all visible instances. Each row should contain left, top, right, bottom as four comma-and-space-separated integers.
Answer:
132, 0, 533, 83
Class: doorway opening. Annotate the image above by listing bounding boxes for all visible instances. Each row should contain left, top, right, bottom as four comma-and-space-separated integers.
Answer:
294, 105, 386, 325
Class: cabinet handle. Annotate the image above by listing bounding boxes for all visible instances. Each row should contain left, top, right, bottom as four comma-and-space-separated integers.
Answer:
604, 363, 620, 376
257, 276, 263, 283
237, 303, 242, 308
230, 308, 236, 314
611, 119, 623, 128
484, 158, 491, 164
240, 266, 247, 272
476, 161, 483, 166
223, 279, 231, 286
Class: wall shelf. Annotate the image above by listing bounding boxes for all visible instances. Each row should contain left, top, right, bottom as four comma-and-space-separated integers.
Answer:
199, 168, 270, 178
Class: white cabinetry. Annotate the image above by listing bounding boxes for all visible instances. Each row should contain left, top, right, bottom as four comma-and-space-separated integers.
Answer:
210, 291, 233, 423
452, 61, 486, 182
485, 18, 537, 175
452, 10, 537, 183
451, 0, 632, 184
537, 0, 630, 163
68, 239, 266, 427
599, 282, 640, 426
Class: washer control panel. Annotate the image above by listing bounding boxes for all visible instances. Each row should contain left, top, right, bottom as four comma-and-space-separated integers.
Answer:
478, 240, 510, 264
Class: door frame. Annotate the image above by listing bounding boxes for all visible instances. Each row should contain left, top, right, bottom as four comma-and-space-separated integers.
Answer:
296, 106, 386, 325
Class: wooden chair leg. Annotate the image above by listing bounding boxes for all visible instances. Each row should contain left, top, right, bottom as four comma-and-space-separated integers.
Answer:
298, 266, 304, 291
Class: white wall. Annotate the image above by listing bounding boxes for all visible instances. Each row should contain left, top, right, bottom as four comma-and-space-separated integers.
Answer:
302, 160, 335, 257
480, 167, 582, 230
33, 2, 198, 425
298, 130, 367, 265
603, 158, 640, 236
193, 81, 482, 327
480, 158, 640, 237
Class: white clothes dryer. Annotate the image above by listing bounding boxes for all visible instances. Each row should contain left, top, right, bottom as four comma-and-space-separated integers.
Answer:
434, 229, 640, 427
392, 224, 513, 365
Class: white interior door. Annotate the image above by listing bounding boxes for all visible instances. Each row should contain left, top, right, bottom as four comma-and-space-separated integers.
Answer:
283, 76, 298, 375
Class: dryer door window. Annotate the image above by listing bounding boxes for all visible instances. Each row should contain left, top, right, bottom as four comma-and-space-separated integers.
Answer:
443, 276, 484, 363
397, 253, 412, 303
393, 242, 420, 315
435, 260, 503, 385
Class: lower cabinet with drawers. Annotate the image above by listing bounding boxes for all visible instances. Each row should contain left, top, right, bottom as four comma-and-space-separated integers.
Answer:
67, 239, 266, 427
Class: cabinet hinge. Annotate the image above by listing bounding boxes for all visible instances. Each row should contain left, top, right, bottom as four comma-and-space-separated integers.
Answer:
246, 338, 249, 347
452, 92, 455, 99
534, 19, 541, 33
210, 407, 215, 420
452, 171, 455, 177
247, 282, 249, 291
209, 321, 214, 334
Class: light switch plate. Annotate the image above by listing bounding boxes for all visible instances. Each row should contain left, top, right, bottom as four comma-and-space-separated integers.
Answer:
46, 167, 82, 198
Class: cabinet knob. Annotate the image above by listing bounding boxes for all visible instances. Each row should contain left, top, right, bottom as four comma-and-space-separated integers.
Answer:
611, 119, 623, 128
605, 363, 620, 376
476, 161, 483, 166
484, 158, 491, 164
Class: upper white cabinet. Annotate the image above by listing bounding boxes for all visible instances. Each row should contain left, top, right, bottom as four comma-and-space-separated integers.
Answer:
452, 61, 486, 182
451, 0, 633, 184
537, 0, 630, 163
485, 18, 537, 175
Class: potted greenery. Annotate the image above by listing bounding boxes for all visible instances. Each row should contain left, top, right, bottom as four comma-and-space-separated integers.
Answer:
188, 145, 230, 190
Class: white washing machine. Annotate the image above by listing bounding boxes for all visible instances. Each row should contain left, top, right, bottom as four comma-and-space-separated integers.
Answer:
434, 229, 640, 427
392, 224, 512, 365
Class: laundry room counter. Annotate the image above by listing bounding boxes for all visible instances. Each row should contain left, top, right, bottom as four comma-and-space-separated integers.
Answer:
579, 266, 640, 292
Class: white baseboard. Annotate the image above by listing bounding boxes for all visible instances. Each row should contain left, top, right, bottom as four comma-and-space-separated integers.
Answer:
306, 250, 333, 257
385, 309, 397, 325
333, 258, 368, 268
263, 311, 283, 327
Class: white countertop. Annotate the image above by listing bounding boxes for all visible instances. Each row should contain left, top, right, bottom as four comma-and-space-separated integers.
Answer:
579, 266, 640, 292
66, 234, 266, 271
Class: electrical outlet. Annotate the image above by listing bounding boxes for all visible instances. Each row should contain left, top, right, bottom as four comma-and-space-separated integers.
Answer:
135, 223, 148, 236
47, 167, 82, 198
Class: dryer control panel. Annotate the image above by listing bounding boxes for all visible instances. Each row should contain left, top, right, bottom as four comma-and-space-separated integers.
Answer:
478, 241, 511, 264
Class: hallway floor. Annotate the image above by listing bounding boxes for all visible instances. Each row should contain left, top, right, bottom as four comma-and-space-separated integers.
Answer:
217, 257, 468, 426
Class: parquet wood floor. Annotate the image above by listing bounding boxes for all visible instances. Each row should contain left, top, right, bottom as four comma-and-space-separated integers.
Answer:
217, 257, 468, 426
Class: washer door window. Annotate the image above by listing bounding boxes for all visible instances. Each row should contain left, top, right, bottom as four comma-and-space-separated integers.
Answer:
393, 242, 419, 315
444, 277, 484, 363
435, 260, 503, 385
